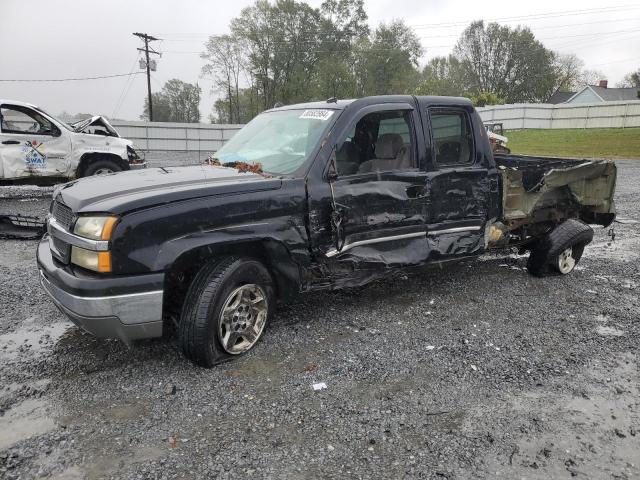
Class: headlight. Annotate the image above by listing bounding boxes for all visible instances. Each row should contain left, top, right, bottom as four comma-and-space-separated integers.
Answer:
71, 216, 117, 272
73, 216, 117, 240
127, 145, 143, 161
71, 247, 112, 273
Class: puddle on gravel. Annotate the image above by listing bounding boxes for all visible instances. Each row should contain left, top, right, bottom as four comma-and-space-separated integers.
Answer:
477, 353, 639, 479
582, 237, 640, 262
0, 398, 56, 449
596, 325, 626, 336
0, 322, 70, 361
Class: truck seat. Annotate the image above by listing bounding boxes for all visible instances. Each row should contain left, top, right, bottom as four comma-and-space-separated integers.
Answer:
358, 133, 411, 173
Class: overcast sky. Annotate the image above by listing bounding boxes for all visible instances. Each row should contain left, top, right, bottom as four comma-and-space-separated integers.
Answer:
1, 0, 638, 121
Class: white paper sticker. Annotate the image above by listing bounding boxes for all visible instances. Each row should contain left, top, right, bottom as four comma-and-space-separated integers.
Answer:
300, 109, 334, 121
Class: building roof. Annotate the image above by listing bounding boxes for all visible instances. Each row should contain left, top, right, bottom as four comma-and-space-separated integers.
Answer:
547, 90, 576, 104
565, 85, 640, 103
588, 85, 640, 101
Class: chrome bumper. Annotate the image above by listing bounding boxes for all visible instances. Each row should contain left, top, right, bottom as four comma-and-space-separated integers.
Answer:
129, 161, 147, 170
39, 269, 163, 343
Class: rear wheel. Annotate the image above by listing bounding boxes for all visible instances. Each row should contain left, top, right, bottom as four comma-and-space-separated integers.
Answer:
83, 158, 122, 177
526, 219, 593, 277
179, 256, 275, 367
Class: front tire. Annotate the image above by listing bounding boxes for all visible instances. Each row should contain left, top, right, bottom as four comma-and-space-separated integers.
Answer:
83, 158, 122, 176
179, 257, 275, 367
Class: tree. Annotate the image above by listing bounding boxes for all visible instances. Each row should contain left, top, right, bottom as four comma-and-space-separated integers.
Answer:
552, 53, 585, 91
314, 0, 369, 98
454, 21, 557, 103
142, 79, 201, 122
617, 68, 640, 88
231, 0, 324, 109
469, 91, 505, 107
359, 20, 423, 96
202, 35, 249, 124
417, 55, 467, 97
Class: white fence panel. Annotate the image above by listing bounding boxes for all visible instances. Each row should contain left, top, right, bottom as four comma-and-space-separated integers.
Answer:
477, 100, 640, 130
110, 120, 243, 154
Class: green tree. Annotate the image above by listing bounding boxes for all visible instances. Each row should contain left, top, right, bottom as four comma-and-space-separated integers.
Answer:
469, 91, 505, 107
202, 34, 249, 124
359, 20, 422, 96
231, 0, 324, 109
454, 21, 557, 103
417, 55, 467, 97
142, 79, 201, 122
314, 0, 369, 98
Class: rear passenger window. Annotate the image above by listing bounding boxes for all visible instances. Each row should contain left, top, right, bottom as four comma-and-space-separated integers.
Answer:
430, 110, 473, 166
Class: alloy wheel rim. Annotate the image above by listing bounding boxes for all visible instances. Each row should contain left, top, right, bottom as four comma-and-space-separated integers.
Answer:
557, 247, 576, 274
218, 284, 268, 354
94, 168, 114, 175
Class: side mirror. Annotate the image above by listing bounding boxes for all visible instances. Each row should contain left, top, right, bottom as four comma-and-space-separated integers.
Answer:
326, 146, 339, 182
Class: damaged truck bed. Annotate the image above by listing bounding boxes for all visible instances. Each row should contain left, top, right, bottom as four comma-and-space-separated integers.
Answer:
36, 95, 616, 366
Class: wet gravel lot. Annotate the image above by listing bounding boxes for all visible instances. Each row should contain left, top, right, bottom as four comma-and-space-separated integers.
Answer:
0, 159, 638, 479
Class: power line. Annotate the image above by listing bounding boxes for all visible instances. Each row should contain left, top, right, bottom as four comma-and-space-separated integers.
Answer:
409, 4, 640, 28
0, 72, 143, 82
113, 54, 142, 118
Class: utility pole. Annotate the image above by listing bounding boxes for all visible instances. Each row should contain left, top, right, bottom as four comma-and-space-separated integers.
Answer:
133, 32, 160, 121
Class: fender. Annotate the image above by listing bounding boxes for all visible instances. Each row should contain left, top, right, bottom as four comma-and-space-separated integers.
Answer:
156, 222, 309, 297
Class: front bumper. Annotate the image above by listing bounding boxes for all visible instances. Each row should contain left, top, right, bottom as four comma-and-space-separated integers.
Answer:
129, 161, 147, 170
37, 236, 164, 343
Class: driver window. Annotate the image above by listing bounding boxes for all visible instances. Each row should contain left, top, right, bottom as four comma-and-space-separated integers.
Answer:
0, 105, 57, 136
335, 110, 415, 176
430, 110, 473, 166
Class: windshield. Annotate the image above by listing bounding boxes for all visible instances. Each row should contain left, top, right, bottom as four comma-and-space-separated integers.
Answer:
33, 106, 74, 132
214, 108, 337, 175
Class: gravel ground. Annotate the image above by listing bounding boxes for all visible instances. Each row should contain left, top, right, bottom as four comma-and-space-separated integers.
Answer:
0, 160, 638, 479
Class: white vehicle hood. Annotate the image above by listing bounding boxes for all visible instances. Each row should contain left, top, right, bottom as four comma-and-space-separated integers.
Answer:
72, 116, 120, 138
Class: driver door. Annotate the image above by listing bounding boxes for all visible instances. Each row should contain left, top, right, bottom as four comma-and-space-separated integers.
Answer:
0, 104, 71, 179
310, 103, 431, 270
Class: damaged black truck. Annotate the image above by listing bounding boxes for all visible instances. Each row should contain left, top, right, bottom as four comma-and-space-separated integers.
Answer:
37, 95, 617, 366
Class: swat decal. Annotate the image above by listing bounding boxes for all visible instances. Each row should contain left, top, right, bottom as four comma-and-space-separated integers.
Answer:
22, 140, 47, 169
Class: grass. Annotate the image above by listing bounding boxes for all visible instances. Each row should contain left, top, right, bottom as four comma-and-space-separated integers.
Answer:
505, 128, 640, 159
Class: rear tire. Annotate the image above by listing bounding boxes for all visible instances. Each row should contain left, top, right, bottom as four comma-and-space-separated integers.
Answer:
83, 159, 122, 176
179, 256, 275, 367
526, 219, 593, 277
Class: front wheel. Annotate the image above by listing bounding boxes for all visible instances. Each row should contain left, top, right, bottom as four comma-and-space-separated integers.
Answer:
83, 159, 122, 176
179, 256, 275, 367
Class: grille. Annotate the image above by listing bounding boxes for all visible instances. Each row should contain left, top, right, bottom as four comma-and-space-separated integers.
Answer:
51, 236, 71, 264
52, 201, 73, 230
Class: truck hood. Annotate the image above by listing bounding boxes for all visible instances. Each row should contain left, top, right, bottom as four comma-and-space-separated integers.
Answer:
55, 165, 282, 214
72, 116, 120, 137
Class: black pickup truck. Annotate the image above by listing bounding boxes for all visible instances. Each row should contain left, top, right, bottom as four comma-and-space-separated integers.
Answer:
37, 95, 616, 366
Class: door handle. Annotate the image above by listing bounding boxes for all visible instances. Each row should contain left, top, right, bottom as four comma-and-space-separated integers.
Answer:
406, 184, 428, 199
1, 140, 20, 145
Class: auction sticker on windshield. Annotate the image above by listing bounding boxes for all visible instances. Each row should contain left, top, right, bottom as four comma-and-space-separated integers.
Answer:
299, 109, 334, 121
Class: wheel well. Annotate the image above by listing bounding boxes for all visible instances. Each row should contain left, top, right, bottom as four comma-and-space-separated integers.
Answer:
77, 153, 128, 177
162, 241, 300, 329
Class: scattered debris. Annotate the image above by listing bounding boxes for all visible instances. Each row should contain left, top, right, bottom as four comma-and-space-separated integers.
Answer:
303, 363, 317, 373
312, 382, 327, 391
163, 384, 177, 395
0, 214, 46, 240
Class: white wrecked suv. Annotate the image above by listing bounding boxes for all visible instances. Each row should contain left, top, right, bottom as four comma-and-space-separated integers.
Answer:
0, 99, 146, 181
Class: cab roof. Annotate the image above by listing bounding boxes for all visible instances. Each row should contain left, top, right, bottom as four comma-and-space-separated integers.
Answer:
266, 95, 472, 113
